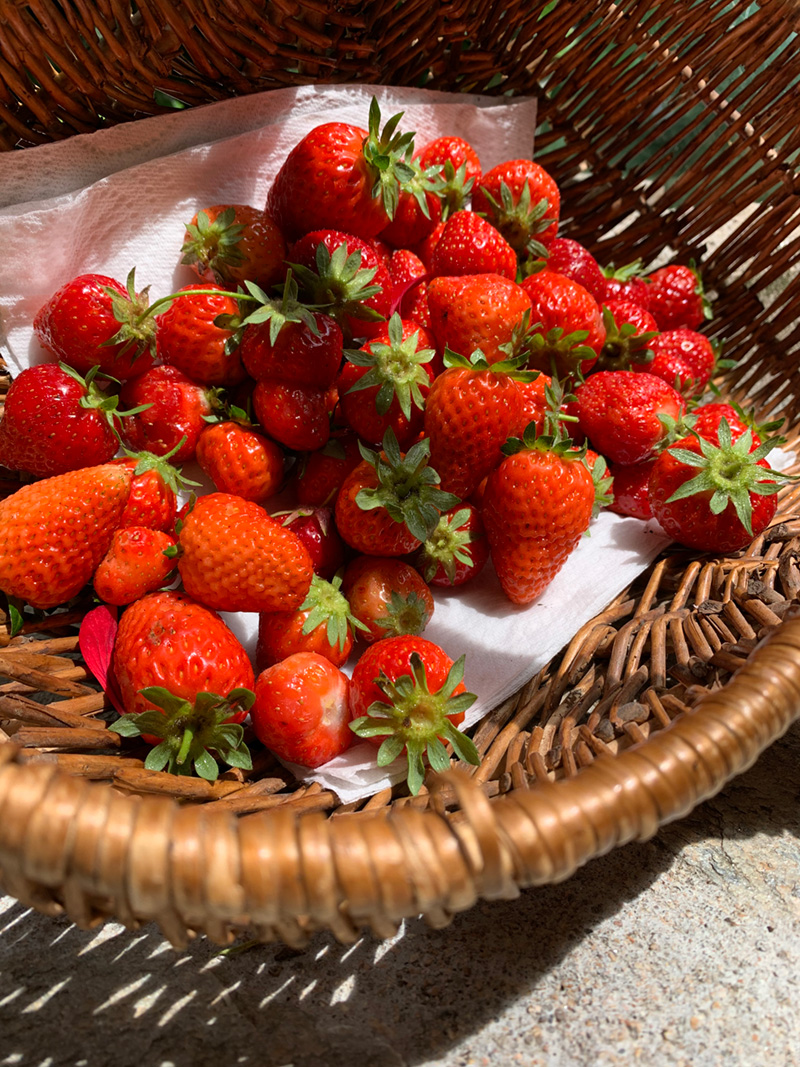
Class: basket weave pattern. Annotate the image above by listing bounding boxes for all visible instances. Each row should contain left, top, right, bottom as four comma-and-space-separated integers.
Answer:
0, 0, 799, 945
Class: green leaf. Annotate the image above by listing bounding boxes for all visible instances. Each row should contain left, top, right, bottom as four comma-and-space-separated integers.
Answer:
193, 748, 220, 782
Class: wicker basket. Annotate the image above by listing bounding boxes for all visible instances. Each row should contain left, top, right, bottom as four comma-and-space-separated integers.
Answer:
1, 0, 800, 949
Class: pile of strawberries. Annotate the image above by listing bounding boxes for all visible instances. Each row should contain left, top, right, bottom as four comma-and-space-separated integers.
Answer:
0, 99, 789, 795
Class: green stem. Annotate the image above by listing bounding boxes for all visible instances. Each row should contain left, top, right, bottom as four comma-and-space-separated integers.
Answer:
176, 726, 194, 766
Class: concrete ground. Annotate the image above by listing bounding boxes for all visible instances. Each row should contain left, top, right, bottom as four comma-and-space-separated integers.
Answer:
0, 719, 798, 1067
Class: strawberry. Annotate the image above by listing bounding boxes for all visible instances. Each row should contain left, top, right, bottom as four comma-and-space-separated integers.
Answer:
424, 349, 535, 498
648, 420, 787, 552
413, 219, 446, 272
647, 263, 711, 331
688, 401, 776, 446
377, 155, 443, 249
337, 313, 436, 448
388, 248, 432, 330
472, 159, 560, 256
414, 503, 489, 587
181, 204, 287, 291
341, 556, 434, 643
252, 377, 330, 452
239, 301, 343, 391
195, 420, 285, 503
34, 270, 156, 380
334, 431, 458, 557
256, 573, 366, 670
109, 590, 254, 779
275, 506, 345, 579
508, 371, 552, 438
250, 652, 352, 768
113, 447, 189, 532
177, 492, 314, 613
93, 526, 176, 606
431, 210, 517, 280
597, 299, 659, 372
294, 432, 363, 507
0, 463, 132, 609
543, 238, 605, 302
519, 268, 605, 379
416, 135, 481, 217
0, 363, 127, 478
155, 283, 246, 387
607, 459, 655, 521
427, 273, 532, 365
266, 99, 414, 241
600, 261, 651, 309
481, 426, 595, 604
639, 329, 716, 397
349, 634, 479, 794
118, 365, 214, 463
573, 370, 686, 466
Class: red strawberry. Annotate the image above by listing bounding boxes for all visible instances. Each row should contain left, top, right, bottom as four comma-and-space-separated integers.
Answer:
118, 365, 214, 463
519, 269, 605, 379
252, 378, 330, 452
431, 210, 517, 280
109, 590, 254, 779
275, 506, 345, 579
378, 157, 443, 249
294, 432, 363, 507
256, 573, 365, 670
416, 136, 481, 186
601, 261, 651, 309
607, 460, 655, 521
337, 313, 436, 448
0, 363, 123, 478
155, 283, 246, 387
341, 556, 434, 643
544, 238, 605, 302
181, 204, 287, 291
427, 273, 532, 365
639, 328, 715, 397
647, 263, 711, 331
648, 420, 785, 552
251, 652, 352, 768
113, 449, 185, 532
34, 270, 156, 380
266, 100, 414, 241
93, 526, 176, 606
239, 308, 343, 390
177, 492, 314, 613
597, 299, 659, 372
388, 248, 432, 330
414, 503, 489, 587
195, 420, 285, 503
348, 634, 479, 794
508, 372, 552, 438
413, 219, 446, 272
573, 370, 686, 466
481, 428, 595, 604
334, 432, 458, 557
689, 401, 769, 445
0, 463, 132, 609
472, 159, 560, 255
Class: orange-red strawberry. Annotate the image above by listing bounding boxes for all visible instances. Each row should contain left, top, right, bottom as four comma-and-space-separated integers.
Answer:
156, 283, 246, 387
112, 448, 188, 532
109, 589, 254, 779
544, 238, 606, 302
0, 463, 132, 609
93, 526, 176, 606
472, 159, 560, 256
196, 420, 285, 503
647, 263, 711, 331
348, 634, 479, 794
427, 273, 532, 365
519, 268, 605, 379
416, 135, 481, 218
118, 365, 214, 463
431, 210, 517, 280
181, 204, 287, 291
482, 427, 595, 605
177, 492, 314, 613
341, 556, 435, 643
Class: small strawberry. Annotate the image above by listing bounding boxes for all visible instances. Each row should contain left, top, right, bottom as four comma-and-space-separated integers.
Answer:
688, 401, 778, 446
294, 432, 363, 507
543, 238, 605, 302
34, 269, 156, 380
0, 463, 132, 609
508, 371, 552, 438
377, 154, 443, 249
414, 503, 489, 587
607, 459, 655, 521
388, 248, 432, 331
431, 210, 517, 280
93, 526, 176, 606
427, 273, 532, 365
113, 446, 191, 532
638, 329, 717, 397
413, 219, 446, 272
349, 634, 479, 794
155, 283, 246, 387
482, 426, 595, 604
275, 506, 346, 579
181, 204, 287, 291
600, 261, 651, 309
341, 556, 435, 643
472, 159, 560, 255
519, 268, 605, 379
648, 420, 788, 552
647, 263, 712, 331
252, 377, 330, 452
251, 652, 352, 768
416, 136, 481, 217
109, 590, 254, 780
118, 365, 215, 463
596, 299, 659, 372
177, 492, 314, 613
239, 295, 343, 391
195, 420, 285, 503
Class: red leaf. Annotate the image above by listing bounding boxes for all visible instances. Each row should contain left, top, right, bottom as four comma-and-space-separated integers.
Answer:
79, 604, 126, 715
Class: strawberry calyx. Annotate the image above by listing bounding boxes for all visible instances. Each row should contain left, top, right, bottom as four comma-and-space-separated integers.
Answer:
663, 419, 792, 536
435, 158, 476, 220
355, 429, 461, 543
372, 589, 434, 639
62, 362, 152, 429
520, 322, 598, 381
585, 453, 615, 517
109, 685, 254, 780
101, 268, 157, 360
442, 346, 540, 384
601, 259, 648, 283
362, 97, 417, 222
502, 418, 585, 459
299, 573, 370, 651
290, 241, 384, 330
122, 439, 201, 495
181, 207, 246, 279
688, 258, 714, 322
350, 652, 479, 794
475, 180, 552, 259
597, 306, 659, 371
343, 313, 434, 420
417, 506, 484, 585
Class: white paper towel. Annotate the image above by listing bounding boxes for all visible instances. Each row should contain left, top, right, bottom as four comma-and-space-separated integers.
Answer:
0, 83, 680, 803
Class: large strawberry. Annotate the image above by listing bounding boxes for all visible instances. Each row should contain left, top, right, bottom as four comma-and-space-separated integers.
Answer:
349, 634, 479, 795
109, 590, 254, 780
195, 420, 285, 504
647, 263, 712, 331
266, 99, 415, 241
117, 365, 215, 463
431, 210, 517, 279
519, 268, 605, 379
0, 463, 132, 609
481, 426, 595, 605
427, 273, 532, 365
181, 204, 287, 291
177, 492, 314, 613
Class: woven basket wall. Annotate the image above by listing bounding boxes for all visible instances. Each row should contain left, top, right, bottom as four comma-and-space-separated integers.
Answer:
1, 0, 800, 949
